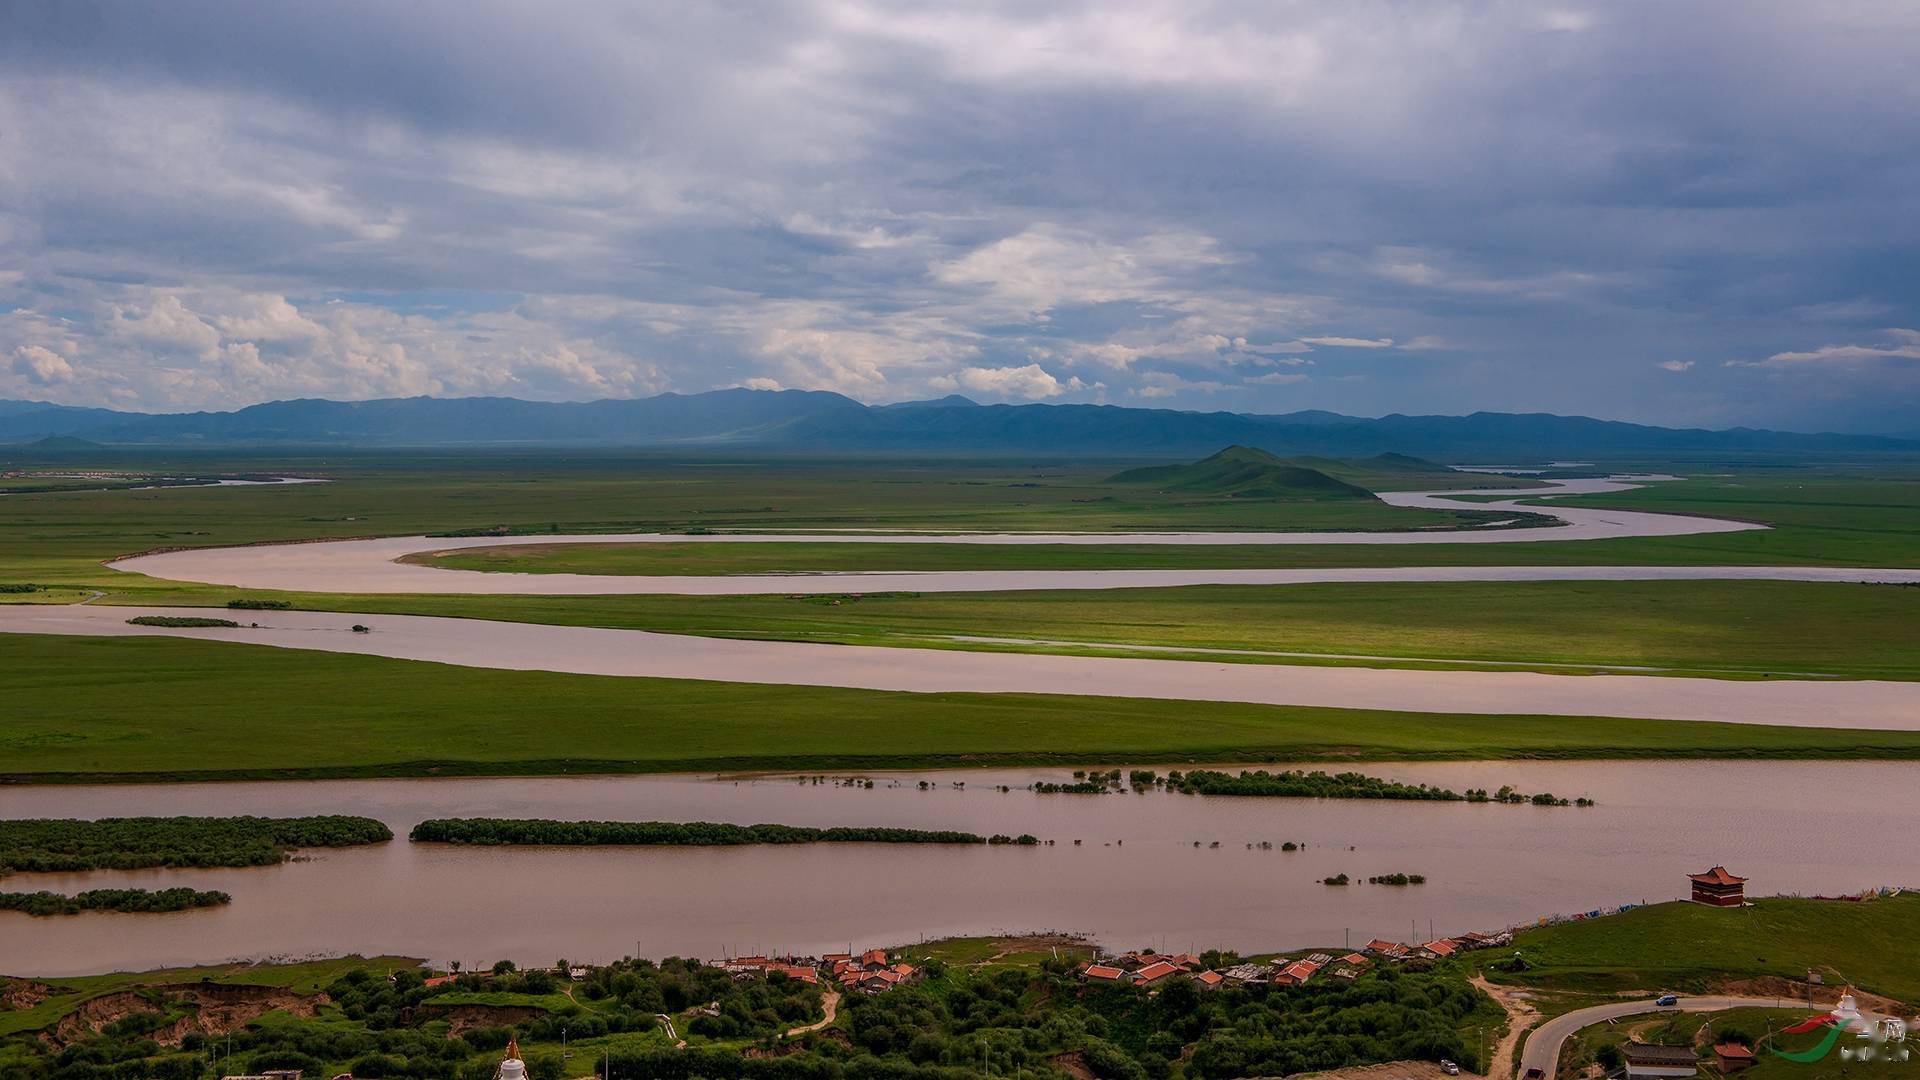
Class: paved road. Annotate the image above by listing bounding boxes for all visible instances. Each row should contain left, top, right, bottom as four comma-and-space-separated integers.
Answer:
1518, 994, 1857, 1077
9, 604, 1920, 728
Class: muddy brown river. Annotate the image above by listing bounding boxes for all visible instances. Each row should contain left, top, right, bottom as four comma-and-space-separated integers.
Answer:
5, 761, 1918, 976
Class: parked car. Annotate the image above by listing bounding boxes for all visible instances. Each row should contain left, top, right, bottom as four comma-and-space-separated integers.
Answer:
1440, 1060, 1460, 1075
1656, 993, 1678, 1006
1524, 1069, 1545, 1080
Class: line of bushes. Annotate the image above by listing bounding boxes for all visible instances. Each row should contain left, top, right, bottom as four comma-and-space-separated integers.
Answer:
1129, 768, 1595, 805
410, 818, 1004, 846
125, 615, 241, 628
0, 887, 231, 916
0, 816, 394, 875
226, 598, 294, 610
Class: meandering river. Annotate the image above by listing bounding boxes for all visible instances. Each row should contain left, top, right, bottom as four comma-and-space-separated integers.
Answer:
4, 762, 1918, 977
104, 477, 1791, 596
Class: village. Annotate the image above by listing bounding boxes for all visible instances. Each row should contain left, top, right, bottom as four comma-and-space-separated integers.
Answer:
1077, 927, 1513, 994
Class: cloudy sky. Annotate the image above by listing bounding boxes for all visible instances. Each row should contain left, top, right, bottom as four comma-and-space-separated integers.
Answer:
3, 2, 1917, 432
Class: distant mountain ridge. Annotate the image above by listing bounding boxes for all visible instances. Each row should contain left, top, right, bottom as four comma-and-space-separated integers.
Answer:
1, 390, 1914, 457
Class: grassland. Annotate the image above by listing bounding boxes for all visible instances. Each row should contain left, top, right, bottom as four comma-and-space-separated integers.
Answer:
8, 634, 1920, 783
2, 452, 1914, 678
1489, 895, 1920, 1003
3, 455, 1915, 611
0, 450, 1532, 597
291, 579, 1920, 681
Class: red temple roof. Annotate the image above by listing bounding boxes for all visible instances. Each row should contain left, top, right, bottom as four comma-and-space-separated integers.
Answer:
1689, 866, 1747, 886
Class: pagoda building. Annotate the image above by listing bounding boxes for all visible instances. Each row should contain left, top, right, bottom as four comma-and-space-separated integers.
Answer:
1688, 865, 1747, 907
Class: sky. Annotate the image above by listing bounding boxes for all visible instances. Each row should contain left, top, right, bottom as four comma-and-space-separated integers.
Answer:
2, 2, 1917, 433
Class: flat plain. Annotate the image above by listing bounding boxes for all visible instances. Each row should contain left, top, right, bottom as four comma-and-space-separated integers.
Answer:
3, 450, 1919, 782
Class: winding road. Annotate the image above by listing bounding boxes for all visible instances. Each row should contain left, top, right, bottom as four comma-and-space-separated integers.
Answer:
1517, 994, 1873, 1078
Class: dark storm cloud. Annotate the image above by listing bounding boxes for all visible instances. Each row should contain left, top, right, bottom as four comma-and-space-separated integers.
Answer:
1, 1, 1916, 431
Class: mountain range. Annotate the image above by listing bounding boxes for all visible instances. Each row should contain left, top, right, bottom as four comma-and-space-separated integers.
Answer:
2, 390, 1915, 458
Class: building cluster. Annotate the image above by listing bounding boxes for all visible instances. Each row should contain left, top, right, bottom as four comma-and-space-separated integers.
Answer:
710, 948, 923, 995
1076, 931, 1512, 992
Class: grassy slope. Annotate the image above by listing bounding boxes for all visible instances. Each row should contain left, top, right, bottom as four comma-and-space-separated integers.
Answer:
0, 955, 422, 1037
9, 634, 1920, 783
1494, 895, 1920, 1003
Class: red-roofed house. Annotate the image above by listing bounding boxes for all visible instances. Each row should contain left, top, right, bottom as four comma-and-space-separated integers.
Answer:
1689, 866, 1747, 907
1133, 961, 1180, 986
1081, 964, 1127, 983
1419, 940, 1458, 959
1190, 970, 1224, 991
1339, 952, 1371, 967
1274, 961, 1318, 987
1714, 1043, 1756, 1072
1365, 939, 1409, 958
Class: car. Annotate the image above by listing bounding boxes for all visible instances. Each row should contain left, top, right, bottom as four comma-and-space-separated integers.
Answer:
1440, 1061, 1460, 1075
1524, 1069, 1545, 1080
1656, 994, 1678, 1006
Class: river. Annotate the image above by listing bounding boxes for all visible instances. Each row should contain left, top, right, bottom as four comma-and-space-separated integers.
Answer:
5, 761, 1918, 976
103, 477, 1786, 597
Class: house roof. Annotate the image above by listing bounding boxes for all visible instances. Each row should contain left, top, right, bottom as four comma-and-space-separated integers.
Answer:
1714, 1043, 1756, 1060
1192, 970, 1224, 985
1421, 940, 1458, 956
1623, 1043, 1699, 1065
1280, 961, 1317, 982
1340, 952, 1371, 965
1134, 961, 1180, 982
1083, 964, 1126, 981
1689, 865, 1747, 886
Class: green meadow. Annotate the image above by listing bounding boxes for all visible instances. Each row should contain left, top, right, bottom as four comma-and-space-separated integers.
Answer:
1489, 894, 1920, 1003
8, 633, 1920, 783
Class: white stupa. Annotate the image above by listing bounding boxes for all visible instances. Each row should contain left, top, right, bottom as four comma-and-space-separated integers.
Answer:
497, 1038, 528, 1080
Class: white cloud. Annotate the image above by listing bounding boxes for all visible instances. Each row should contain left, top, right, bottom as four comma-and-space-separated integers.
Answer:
931, 225, 1237, 321
938, 363, 1084, 400
11, 344, 75, 385
1129, 371, 1233, 399
1757, 329, 1920, 367
0, 282, 668, 407
1300, 335, 1394, 348
1658, 360, 1695, 372
1370, 247, 1616, 299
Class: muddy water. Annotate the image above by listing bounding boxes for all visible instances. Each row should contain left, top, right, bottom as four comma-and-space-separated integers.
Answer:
5, 761, 1919, 976
104, 477, 1777, 597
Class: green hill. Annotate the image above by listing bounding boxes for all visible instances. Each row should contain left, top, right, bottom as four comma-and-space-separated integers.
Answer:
1106, 446, 1377, 500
